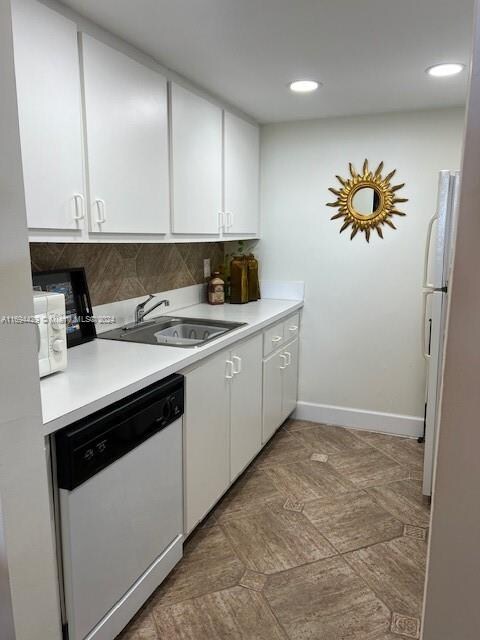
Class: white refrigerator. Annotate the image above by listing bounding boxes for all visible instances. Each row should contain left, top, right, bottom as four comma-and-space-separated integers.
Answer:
422, 170, 461, 496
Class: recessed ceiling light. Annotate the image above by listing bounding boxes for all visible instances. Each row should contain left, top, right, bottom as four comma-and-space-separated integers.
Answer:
426, 63, 465, 77
289, 80, 320, 93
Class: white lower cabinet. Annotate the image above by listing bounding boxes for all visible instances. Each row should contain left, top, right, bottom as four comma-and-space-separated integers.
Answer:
230, 335, 262, 481
184, 316, 299, 535
184, 351, 231, 535
263, 337, 299, 443
184, 334, 262, 534
262, 350, 284, 444
281, 338, 299, 422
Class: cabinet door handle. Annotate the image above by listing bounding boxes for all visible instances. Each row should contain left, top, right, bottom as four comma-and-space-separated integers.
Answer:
219, 212, 225, 231
423, 213, 438, 289
224, 211, 233, 229
232, 355, 242, 375
285, 351, 292, 366
95, 199, 106, 224
422, 291, 433, 360
272, 335, 282, 343
279, 354, 287, 370
73, 194, 85, 221
225, 359, 234, 379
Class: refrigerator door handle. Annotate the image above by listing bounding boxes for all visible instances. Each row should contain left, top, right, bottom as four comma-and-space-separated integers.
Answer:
422, 290, 434, 360
423, 213, 438, 289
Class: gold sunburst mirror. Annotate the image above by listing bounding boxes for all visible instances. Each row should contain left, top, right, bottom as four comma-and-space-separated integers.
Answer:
327, 160, 408, 242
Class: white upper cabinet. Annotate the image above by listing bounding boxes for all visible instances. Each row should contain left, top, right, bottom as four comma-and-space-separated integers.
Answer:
81, 35, 169, 234
223, 111, 260, 235
171, 84, 223, 235
11, 0, 85, 230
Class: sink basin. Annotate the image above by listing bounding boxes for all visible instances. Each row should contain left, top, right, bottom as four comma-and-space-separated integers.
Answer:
98, 316, 246, 348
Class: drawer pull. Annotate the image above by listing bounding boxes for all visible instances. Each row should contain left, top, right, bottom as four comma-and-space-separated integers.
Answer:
225, 360, 234, 379
272, 335, 282, 342
232, 355, 242, 375
289, 325, 298, 332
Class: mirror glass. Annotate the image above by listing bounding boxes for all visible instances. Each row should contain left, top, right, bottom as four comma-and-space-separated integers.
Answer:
352, 187, 380, 216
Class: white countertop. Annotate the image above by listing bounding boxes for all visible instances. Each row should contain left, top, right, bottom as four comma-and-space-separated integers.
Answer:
41, 299, 303, 435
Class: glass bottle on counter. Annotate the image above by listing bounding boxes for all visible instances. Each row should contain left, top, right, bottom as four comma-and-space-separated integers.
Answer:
247, 254, 261, 302
230, 256, 249, 304
207, 272, 225, 305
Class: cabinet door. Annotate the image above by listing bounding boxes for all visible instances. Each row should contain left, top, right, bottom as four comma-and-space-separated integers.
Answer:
81, 35, 169, 234
171, 84, 222, 234
184, 352, 230, 534
282, 339, 299, 422
224, 112, 260, 235
12, 0, 85, 230
262, 351, 284, 444
230, 335, 262, 481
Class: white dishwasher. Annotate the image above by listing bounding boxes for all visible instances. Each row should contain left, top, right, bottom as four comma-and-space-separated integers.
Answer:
54, 374, 184, 640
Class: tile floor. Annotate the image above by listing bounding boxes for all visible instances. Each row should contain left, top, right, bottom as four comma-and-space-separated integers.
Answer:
117, 420, 429, 640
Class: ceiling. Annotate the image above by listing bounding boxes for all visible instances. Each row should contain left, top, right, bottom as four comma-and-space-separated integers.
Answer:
60, 0, 474, 123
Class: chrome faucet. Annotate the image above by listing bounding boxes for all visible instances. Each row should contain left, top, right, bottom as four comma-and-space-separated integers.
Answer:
134, 295, 170, 325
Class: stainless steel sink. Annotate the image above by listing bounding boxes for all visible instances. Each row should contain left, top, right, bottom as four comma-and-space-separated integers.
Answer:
98, 316, 246, 348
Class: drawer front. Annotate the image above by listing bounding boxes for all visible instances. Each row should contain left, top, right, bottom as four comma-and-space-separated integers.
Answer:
263, 321, 285, 357
283, 313, 300, 342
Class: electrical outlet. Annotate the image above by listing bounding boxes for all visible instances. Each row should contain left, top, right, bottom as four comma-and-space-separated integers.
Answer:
203, 258, 211, 278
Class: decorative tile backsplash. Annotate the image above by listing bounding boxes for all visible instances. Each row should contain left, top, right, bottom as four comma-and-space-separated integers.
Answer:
30, 242, 225, 306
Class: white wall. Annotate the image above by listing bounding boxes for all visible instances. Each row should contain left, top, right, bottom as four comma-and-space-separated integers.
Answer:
259, 108, 465, 434
0, 1, 61, 637
422, 2, 480, 636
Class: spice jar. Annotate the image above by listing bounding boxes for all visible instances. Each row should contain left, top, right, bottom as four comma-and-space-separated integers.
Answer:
207, 272, 225, 305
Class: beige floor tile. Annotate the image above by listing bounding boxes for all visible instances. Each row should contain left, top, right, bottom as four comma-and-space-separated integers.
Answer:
303, 490, 404, 553
351, 431, 425, 469
213, 468, 283, 524
265, 458, 356, 502
239, 569, 268, 591
283, 418, 321, 432
390, 612, 421, 638
344, 536, 427, 617
368, 480, 431, 527
407, 465, 424, 481
152, 586, 286, 640
152, 526, 244, 607
292, 423, 371, 454
118, 608, 158, 640
222, 502, 336, 574
152, 599, 203, 639
264, 556, 392, 640
252, 429, 312, 468
327, 447, 410, 488
119, 426, 429, 640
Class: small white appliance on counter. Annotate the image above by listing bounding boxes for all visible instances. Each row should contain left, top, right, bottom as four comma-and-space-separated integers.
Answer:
422, 170, 461, 496
33, 291, 67, 377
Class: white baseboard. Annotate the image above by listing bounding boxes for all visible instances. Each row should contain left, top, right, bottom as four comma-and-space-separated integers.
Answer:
294, 401, 423, 438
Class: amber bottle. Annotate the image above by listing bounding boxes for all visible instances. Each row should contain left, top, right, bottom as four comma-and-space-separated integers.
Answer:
247, 254, 261, 302
229, 256, 249, 304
